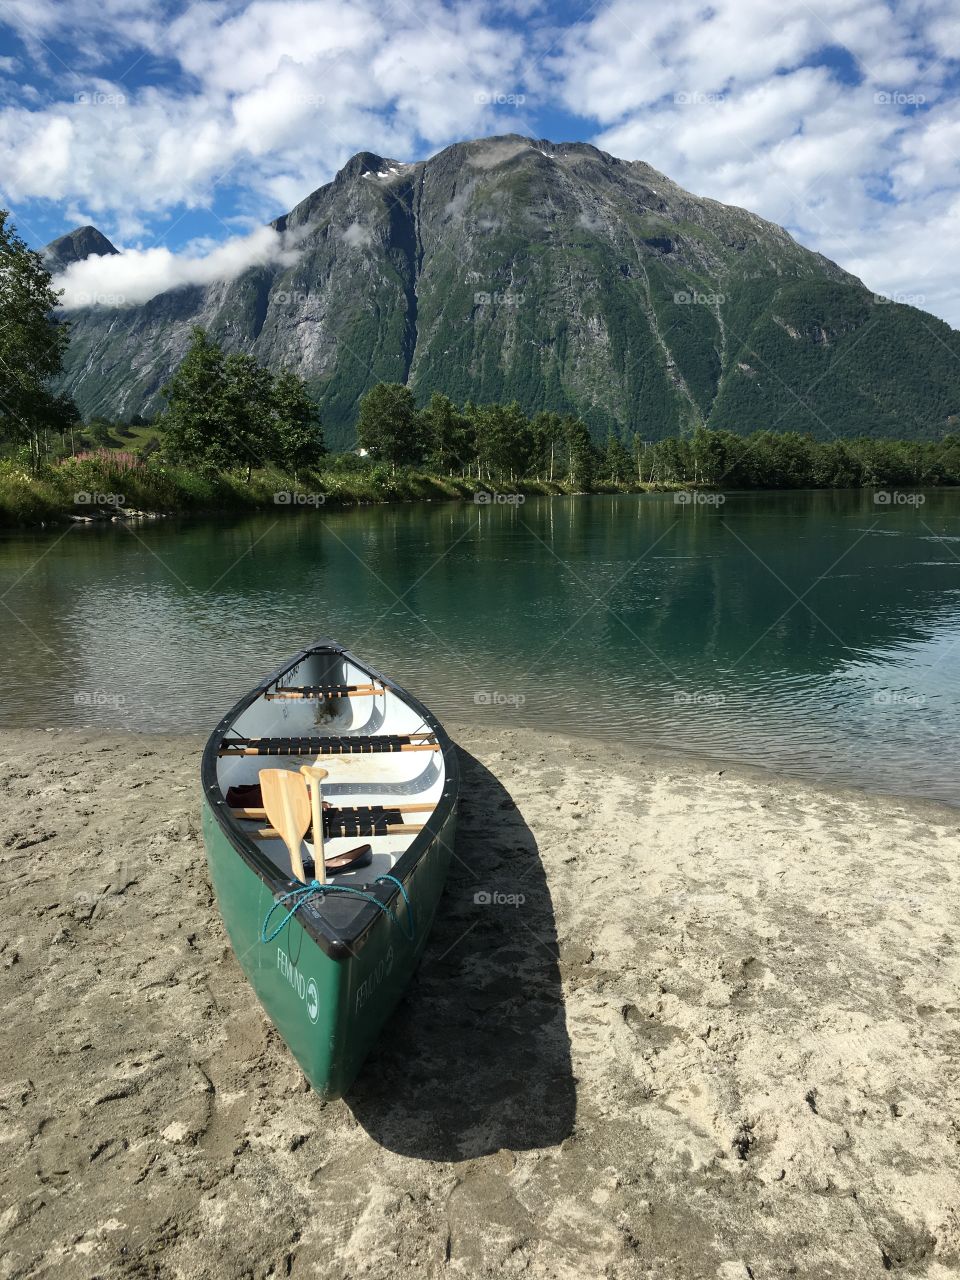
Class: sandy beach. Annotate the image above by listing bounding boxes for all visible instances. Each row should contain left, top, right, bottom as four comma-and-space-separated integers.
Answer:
2, 725, 959, 1279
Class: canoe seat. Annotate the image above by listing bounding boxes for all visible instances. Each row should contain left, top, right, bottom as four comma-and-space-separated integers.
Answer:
218, 734, 438, 757
325, 806, 419, 837
241, 804, 426, 840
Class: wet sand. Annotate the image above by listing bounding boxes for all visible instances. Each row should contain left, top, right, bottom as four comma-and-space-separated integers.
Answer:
1, 726, 959, 1279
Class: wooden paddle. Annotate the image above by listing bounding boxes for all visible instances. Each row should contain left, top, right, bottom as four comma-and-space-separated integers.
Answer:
259, 769, 311, 882
300, 765, 329, 886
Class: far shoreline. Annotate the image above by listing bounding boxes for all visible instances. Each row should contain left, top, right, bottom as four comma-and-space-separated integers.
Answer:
2, 480, 959, 534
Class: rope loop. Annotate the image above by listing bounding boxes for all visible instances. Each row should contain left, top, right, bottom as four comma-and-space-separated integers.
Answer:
261, 873, 415, 944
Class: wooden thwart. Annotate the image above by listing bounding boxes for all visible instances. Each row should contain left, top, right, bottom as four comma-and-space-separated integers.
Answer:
219, 733, 439, 757
252, 823, 424, 840
230, 802, 435, 820
265, 684, 385, 701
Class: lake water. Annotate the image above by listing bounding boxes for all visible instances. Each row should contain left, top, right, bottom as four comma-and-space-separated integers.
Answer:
2, 490, 959, 804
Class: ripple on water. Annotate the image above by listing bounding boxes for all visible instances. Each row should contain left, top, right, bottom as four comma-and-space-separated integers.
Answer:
1, 493, 960, 804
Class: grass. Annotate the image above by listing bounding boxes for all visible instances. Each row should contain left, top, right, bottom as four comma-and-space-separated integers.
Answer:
0, 453, 588, 527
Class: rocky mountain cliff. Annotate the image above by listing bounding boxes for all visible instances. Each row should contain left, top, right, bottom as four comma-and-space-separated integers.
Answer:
48, 135, 960, 448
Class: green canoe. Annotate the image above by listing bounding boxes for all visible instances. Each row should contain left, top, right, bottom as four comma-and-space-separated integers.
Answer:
201, 640, 459, 1099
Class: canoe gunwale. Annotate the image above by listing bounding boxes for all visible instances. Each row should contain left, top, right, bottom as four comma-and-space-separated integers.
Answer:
201, 638, 459, 961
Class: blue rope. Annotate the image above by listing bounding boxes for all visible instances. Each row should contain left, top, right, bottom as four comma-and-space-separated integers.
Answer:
261, 872, 415, 945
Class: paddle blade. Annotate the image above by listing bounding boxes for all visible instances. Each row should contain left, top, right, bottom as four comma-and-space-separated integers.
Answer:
259, 769, 311, 879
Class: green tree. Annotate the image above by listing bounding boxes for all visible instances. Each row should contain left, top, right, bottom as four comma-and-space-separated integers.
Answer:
159, 329, 231, 472
220, 352, 277, 480
474, 402, 532, 482
564, 415, 595, 490
605, 431, 631, 485
652, 437, 691, 485
87, 419, 116, 447
530, 411, 564, 482
0, 210, 71, 469
272, 369, 325, 479
420, 391, 469, 474
160, 328, 293, 479
356, 382, 422, 471
692, 425, 728, 485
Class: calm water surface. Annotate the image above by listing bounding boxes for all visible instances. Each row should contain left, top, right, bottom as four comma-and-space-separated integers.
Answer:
2, 490, 959, 804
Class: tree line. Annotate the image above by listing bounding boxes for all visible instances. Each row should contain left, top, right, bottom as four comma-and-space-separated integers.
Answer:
356, 382, 960, 491
356, 382, 596, 487
3, 203, 960, 495
634, 426, 960, 490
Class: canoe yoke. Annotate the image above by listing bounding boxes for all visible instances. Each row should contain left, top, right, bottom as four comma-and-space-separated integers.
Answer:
218, 733, 440, 757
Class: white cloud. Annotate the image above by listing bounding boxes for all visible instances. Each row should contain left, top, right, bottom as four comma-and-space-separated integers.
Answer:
552, 0, 960, 324
3, 0, 960, 326
54, 225, 302, 308
340, 222, 372, 248
0, 0, 525, 220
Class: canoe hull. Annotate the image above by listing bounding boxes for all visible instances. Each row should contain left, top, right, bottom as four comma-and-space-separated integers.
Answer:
202, 794, 457, 1099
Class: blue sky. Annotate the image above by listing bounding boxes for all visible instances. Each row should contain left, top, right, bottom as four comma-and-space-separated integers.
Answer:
0, 0, 958, 322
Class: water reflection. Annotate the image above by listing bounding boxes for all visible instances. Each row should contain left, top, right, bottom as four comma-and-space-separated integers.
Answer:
1, 490, 959, 803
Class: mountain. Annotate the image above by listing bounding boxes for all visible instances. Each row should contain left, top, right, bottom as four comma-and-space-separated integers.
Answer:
43, 225, 119, 271
47, 136, 960, 449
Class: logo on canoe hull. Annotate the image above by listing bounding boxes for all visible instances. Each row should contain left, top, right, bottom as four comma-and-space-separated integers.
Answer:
355, 945, 395, 1013
277, 949, 320, 1025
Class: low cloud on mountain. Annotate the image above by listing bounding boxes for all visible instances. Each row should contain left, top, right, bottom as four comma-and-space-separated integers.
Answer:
53, 225, 302, 308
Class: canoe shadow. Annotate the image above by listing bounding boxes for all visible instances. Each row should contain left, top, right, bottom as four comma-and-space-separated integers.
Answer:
346, 747, 576, 1160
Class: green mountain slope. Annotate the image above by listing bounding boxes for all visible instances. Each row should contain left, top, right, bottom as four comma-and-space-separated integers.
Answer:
48, 135, 960, 449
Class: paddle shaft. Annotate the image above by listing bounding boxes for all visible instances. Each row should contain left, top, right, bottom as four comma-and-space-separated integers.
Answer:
300, 766, 328, 886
